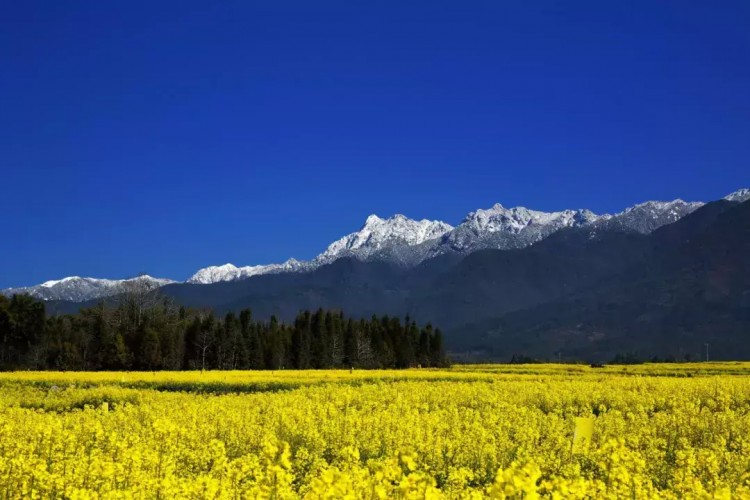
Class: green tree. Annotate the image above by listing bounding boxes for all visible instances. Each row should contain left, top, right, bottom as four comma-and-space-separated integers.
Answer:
141, 327, 162, 370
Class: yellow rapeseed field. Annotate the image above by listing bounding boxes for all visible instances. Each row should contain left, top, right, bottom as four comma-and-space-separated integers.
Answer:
2, 363, 750, 498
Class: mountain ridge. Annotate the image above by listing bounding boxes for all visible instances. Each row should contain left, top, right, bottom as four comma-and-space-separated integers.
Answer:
2, 275, 175, 303
3, 188, 746, 302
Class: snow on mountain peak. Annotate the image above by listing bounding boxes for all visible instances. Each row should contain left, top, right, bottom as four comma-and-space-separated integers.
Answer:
364, 214, 384, 225
438, 203, 602, 253
599, 198, 705, 234
3, 275, 175, 302
187, 259, 309, 284
41, 276, 81, 288
460, 203, 601, 235
316, 214, 454, 264
725, 188, 750, 203
187, 264, 240, 284
621, 199, 698, 213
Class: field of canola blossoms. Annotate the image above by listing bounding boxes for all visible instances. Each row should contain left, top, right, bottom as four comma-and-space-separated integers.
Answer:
2, 364, 750, 498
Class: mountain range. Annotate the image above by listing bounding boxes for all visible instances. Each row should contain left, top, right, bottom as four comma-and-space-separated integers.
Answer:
5, 188, 750, 361
3, 275, 175, 302
5, 192, 732, 301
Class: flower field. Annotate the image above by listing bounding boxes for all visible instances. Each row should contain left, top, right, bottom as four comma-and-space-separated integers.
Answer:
2, 364, 750, 498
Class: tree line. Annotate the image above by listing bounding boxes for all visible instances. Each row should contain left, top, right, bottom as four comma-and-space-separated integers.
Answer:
0, 284, 448, 371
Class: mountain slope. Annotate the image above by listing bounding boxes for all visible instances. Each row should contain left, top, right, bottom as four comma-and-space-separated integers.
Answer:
461, 199, 750, 360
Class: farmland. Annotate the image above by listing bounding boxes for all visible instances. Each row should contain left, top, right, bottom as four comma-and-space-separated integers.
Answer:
2, 364, 750, 498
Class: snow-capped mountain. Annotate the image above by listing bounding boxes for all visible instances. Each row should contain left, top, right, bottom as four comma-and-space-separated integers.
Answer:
438, 205, 602, 254
725, 188, 750, 203
2, 275, 175, 302
313, 214, 454, 266
187, 215, 453, 282
593, 199, 704, 234
187, 259, 309, 284
185, 195, 714, 283
4, 188, 746, 298
459, 204, 600, 235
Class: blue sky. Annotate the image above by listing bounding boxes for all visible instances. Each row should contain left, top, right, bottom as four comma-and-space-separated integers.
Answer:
2, 1, 748, 287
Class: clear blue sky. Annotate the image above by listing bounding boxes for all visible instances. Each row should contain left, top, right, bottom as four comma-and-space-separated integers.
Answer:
2, 1, 748, 287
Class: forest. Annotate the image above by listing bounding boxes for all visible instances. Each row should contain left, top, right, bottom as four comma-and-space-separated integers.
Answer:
0, 282, 448, 371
